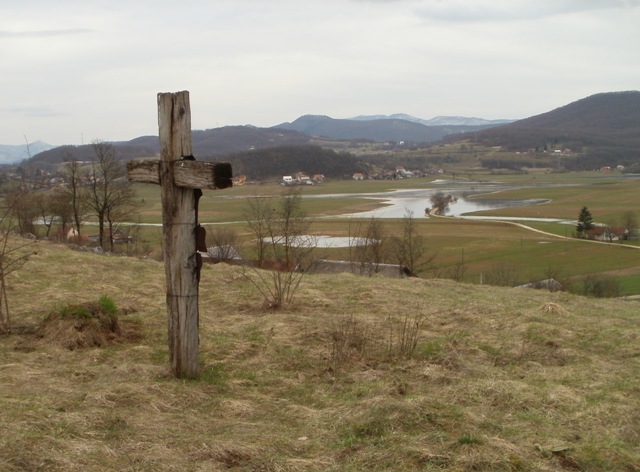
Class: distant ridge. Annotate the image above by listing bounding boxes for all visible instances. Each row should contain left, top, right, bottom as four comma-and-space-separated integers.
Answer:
20, 91, 640, 172
27, 127, 311, 164
274, 115, 501, 143
350, 113, 513, 127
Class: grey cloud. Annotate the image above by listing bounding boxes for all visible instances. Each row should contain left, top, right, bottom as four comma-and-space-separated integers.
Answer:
0, 28, 92, 38
0, 107, 65, 118
412, 0, 640, 23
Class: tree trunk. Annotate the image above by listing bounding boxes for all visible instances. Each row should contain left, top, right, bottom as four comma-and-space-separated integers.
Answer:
98, 211, 105, 249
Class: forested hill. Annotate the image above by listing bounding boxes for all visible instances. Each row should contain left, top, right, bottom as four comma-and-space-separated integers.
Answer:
463, 91, 640, 168
26, 126, 312, 165
274, 115, 497, 144
225, 145, 363, 180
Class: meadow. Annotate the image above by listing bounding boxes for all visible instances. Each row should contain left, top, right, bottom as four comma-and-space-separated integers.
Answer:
1, 239, 638, 471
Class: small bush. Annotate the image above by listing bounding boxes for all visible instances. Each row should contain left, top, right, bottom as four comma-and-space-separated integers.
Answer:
580, 274, 620, 298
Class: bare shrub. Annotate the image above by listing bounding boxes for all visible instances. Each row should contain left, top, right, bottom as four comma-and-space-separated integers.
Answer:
385, 314, 425, 359
328, 315, 370, 374
484, 262, 522, 287
434, 262, 467, 282
207, 227, 240, 263
0, 208, 36, 333
243, 189, 315, 308
348, 216, 387, 276
577, 274, 620, 298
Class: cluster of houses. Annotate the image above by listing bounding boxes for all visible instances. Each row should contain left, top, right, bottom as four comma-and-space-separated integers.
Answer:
354, 166, 438, 181
66, 227, 132, 245
281, 172, 324, 186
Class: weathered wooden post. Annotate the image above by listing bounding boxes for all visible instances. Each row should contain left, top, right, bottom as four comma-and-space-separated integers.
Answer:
127, 91, 232, 378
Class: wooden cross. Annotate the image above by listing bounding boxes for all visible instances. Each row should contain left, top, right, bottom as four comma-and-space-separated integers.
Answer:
127, 91, 232, 378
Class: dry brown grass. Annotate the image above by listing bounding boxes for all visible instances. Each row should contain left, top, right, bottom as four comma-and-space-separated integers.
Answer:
0, 240, 638, 471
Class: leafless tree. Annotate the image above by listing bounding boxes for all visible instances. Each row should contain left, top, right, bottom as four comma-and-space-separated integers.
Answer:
104, 183, 138, 252
0, 207, 36, 333
85, 140, 137, 250
47, 188, 75, 241
350, 215, 387, 276
390, 209, 436, 276
602, 222, 616, 242
4, 184, 38, 236
61, 156, 87, 237
622, 210, 638, 240
245, 195, 273, 268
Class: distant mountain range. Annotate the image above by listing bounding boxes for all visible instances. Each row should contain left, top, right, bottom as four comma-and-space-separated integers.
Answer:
0, 140, 55, 164
14, 113, 512, 165
12, 91, 640, 172
350, 113, 513, 127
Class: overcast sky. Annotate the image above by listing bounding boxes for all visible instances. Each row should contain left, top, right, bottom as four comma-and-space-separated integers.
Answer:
1, 0, 639, 145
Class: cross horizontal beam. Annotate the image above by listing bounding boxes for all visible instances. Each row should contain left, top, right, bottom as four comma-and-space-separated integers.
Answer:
127, 158, 233, 190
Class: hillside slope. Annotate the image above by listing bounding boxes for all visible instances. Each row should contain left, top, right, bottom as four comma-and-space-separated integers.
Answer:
1, 240, 638, 471
468, 91, 640, 167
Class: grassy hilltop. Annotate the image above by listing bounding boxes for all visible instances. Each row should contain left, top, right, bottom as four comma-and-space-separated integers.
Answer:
1, 240, 638, 471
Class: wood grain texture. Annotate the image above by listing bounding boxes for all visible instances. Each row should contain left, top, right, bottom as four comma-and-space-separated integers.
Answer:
127, 159, 232, 190
158, 91, 200, 379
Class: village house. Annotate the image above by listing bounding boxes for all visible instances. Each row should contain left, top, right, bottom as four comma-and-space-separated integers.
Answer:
585, 225, 627, 242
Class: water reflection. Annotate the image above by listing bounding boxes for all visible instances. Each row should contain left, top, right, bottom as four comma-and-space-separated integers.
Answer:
335, 182, 549, 218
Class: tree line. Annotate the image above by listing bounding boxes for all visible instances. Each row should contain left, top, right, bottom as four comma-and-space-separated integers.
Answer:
224, 145, 364, 180
2, 140, 138, 251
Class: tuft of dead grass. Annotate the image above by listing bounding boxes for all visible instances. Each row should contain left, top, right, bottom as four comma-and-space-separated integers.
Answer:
540, 301, 567, 314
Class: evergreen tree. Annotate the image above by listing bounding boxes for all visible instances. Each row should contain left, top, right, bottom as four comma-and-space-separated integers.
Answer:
576, 206, 594, 237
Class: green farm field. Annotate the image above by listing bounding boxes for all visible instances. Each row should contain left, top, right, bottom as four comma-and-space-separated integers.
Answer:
129, 172, 640, 294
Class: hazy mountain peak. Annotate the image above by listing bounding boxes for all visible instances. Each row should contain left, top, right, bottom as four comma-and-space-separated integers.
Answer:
351, 113, 513, 127
0, 140, 55, 164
